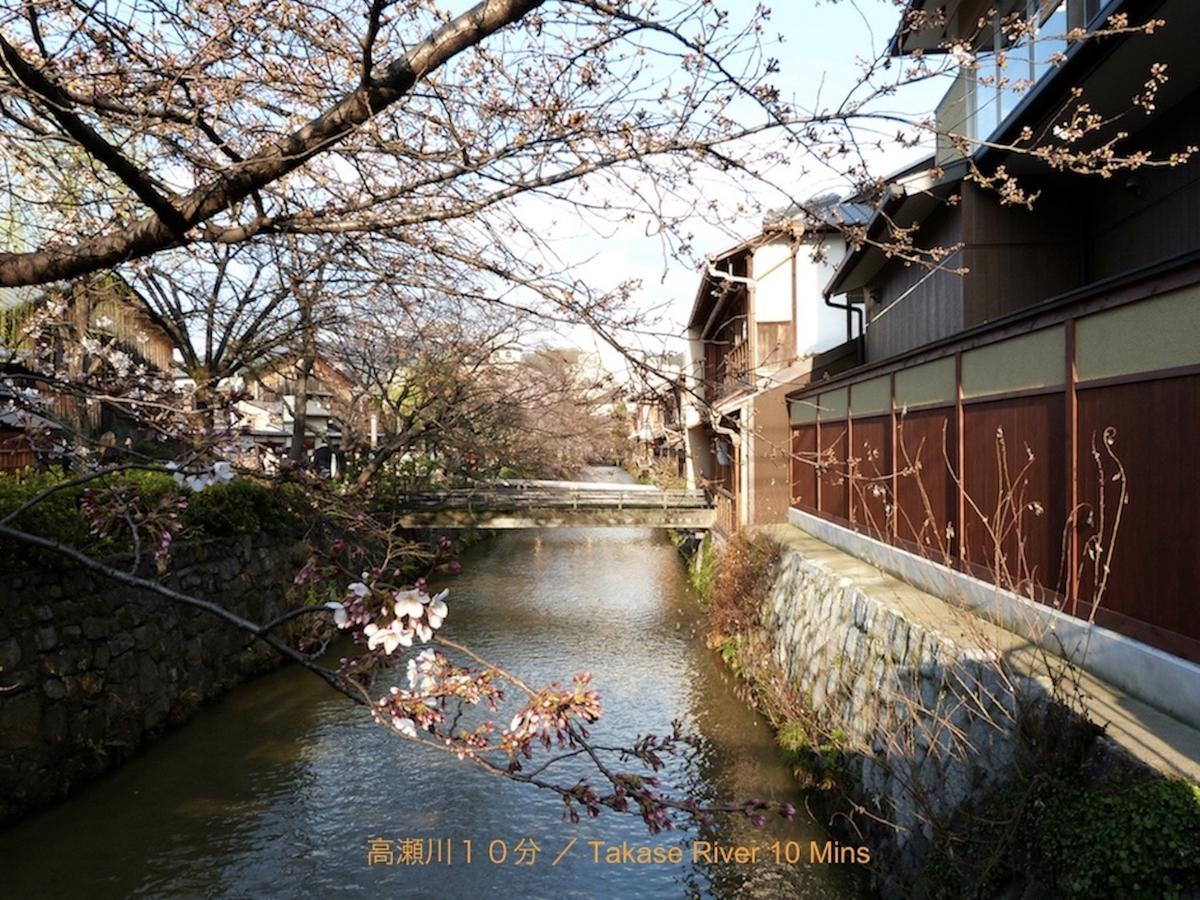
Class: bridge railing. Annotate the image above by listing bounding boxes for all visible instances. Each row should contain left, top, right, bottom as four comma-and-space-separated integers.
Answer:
391, 486, 712, 512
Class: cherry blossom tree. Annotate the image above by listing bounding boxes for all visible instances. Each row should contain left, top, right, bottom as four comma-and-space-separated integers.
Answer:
2, 0, 1196, 835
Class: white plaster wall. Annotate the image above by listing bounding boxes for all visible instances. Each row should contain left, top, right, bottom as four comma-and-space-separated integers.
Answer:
681, 332, 708, 490
684, 427, 711, 490
795, 235, 856, 357
748, 233, 858, 362
751, 239, 794, 323
682, 333, 706, 430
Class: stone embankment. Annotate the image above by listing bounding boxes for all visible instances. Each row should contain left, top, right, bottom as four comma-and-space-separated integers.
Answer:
0, 535, 308, 824
729, 525, 1200, 897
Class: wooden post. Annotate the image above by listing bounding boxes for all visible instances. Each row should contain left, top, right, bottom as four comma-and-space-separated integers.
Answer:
954, 352, 965, 561
815, 415, 822, 514
1065, 318, 1079, 613
889, 371, 898, 541
846, 410, 855, 526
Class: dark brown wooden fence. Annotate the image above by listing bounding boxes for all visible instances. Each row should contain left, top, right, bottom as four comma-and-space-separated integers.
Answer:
0, 434, 34, 474
788, 272, 1200, 664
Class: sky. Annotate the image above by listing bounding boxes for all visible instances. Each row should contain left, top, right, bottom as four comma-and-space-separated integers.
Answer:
1, 1, 952, 383
508, 1, 952, 376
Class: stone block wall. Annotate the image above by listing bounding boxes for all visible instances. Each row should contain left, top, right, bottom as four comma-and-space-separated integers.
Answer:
0, 534, 309, 824
752, 536, 1137, 896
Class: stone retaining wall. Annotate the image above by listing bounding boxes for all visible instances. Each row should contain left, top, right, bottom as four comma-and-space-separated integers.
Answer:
750, 530, 1141, 897
0, 535, 309, 824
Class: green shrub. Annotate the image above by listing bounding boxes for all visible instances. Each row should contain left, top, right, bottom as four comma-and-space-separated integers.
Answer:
0, 469, 301, 567
775, 719, 847, 789
0, 470, 93, 551
718, 634, 742, 674
1037, 779, 1200, 898
689, 531, 716, 599
182, 477, 290, 537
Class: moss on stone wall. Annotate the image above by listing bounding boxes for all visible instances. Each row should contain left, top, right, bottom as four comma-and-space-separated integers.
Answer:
0, 534, 312, 825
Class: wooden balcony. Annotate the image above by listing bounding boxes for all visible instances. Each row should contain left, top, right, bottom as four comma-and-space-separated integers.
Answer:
706, 341, 753, 404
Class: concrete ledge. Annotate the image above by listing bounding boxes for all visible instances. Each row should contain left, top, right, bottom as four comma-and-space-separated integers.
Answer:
762, 521, 1200, 784
787, 507, 1200, 734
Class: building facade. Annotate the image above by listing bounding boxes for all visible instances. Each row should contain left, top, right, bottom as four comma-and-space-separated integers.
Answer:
684, 205, 866, 531
1, 276, 177, 472
783, 0, 1200, 675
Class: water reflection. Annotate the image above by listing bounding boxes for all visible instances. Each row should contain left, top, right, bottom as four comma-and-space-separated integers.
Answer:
0, 501, 864, 898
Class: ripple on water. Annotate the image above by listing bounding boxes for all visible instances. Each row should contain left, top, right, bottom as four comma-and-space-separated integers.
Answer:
0, 474, 865, 899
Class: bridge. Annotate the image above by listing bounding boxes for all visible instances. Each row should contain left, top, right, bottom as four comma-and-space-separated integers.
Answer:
391, 481, 715, 529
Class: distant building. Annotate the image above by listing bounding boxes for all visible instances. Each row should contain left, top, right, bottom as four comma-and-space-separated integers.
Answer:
0, 275, 177, 472
627, 352, 685, 474
488, 346, 524, 368
230, 355, 360, 455
683, 197, 869, 529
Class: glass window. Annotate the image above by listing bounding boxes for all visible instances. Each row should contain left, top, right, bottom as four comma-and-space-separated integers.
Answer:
975, 1, 1070, 136
1033, 1, 1068, 85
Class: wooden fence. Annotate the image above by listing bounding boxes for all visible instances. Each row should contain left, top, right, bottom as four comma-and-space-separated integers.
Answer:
0, 431, 36, 473
712, 485, 737, 538
788, 274, 1200, 664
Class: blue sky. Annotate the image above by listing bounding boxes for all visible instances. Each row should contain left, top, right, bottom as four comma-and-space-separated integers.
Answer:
512, 1, 951, 369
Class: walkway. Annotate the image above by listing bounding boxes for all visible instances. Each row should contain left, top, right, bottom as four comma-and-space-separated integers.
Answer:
759, 524, 1200, 783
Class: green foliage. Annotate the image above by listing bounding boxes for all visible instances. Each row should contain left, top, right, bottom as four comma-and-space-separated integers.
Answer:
497, 464, 541, 479
129, 438, 181, 461
927, 770, 1200, 899
688, 531, 716, 600
1037, 779, 1200, 899
182, 478, 294, 537
718, 634, 743, 675
775, 719, 847, 789
0, 469, 302, 567
0, 470, 93, 551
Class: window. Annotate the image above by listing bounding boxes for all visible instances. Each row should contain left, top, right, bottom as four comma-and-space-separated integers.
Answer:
971, 1, 1076, 136
1067, 0, 1103, 32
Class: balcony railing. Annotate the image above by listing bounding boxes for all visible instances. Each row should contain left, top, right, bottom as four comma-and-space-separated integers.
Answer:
707, 341, 753, 403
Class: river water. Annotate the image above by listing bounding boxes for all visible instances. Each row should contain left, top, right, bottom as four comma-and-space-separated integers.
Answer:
0, 470, 864, 899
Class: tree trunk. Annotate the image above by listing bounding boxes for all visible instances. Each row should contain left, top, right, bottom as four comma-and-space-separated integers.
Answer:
290, 353, 314, 462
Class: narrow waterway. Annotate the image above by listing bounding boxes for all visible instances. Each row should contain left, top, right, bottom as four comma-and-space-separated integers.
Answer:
0, 469, 865, 899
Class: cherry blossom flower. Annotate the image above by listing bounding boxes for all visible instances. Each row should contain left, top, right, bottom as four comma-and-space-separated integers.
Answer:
167, 460, 238, 492
332, 579, 452, 655
503, 673, 602, 755
392, 716, 418, 738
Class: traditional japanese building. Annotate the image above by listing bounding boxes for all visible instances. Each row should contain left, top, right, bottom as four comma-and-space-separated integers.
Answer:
779, 0, 1200, 715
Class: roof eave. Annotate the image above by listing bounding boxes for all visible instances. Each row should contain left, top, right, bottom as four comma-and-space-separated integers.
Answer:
685, 236, 755, 331
824, 157, 966, 297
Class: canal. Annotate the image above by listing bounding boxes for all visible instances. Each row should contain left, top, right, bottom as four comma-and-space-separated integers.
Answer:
0, 472, 864, 899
